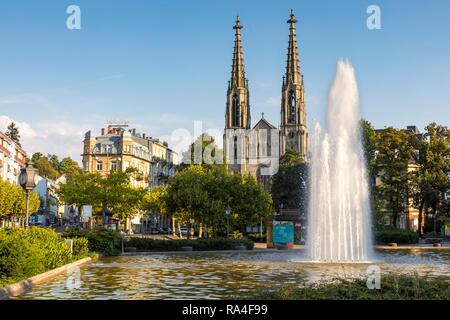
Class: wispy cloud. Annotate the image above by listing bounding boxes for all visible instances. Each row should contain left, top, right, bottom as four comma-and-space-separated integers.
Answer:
0, 99, 20, 105
0, 115, 96, 163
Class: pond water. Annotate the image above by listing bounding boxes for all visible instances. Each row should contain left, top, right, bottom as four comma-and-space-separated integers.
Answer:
16, 249, 450, 300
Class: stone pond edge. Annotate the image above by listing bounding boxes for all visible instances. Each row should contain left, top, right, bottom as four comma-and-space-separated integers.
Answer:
0, 257, 92, 300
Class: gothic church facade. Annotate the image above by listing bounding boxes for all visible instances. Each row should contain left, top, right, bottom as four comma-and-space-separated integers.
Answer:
223, 11, 308, 191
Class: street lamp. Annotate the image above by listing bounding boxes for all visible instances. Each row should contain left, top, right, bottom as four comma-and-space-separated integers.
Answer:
225, 205, 231, 239
18, 162, 39, 230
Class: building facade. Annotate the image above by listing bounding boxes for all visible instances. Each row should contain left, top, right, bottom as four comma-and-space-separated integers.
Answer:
82, 122, 177, 189
82, 122, 178, 233
223, 11, 307, 192
0, 131, 27, 184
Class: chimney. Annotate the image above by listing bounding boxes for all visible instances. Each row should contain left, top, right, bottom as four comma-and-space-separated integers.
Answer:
132, 128, 136, 135
143, 133, 146, 139
101, 128, 105, 136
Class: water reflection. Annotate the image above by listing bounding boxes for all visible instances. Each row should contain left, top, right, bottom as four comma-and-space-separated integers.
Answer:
17, 249, 450, 300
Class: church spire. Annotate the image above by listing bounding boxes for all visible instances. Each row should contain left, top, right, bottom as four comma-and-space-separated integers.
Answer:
280, 10, 307, 159
231, 16, 246, 88
285, 10, 301, 85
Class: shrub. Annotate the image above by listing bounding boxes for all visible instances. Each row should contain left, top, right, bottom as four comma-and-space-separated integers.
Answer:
230, 231, 244, 240
124, 238, 254, 252
240, 274, 450, 300
72, 237, 90, 258
374, 227, 419, 244
24, 228, 72, 270
0, 227, 72, 287
63, 228, 122, 256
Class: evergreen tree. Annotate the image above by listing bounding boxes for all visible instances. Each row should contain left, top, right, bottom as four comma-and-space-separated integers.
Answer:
5, 122, 21, 147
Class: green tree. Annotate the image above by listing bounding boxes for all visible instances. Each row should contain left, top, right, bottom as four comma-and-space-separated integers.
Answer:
160, 165, 273, 238
58, 157, 82, 177
47, 154, 60, 171
57, 168, 146, 222
271, 149, 308, 212
413, 123, 450, 235
101, 168, 147, 220
361, 119, 378, 190
143, 186, 169, 216
57, 172, 103, 210
181, 133, 225, 169
0, 179, 40, 225
31, 152, 44, 164
5, 122, 21, 147
35, 157, 58, 180
375, 127, 416, 227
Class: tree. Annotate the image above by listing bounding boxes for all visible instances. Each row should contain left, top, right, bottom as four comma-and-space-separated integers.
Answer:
35, 157, 58, 180
271, 149, 308, 212
101, 168, 147, 220
31, 152, 44, 164
413, 123, 450, 235
57, 168, 146, 222
58, 157, 82, 177
0, 179, 40, 225
181, 133, 225, 169
361, 119, 378, 191
375, 127, 416, 227
57, 172, 103, 210
143, 186, 168, 216
159, 165, 273, 238
5, 122, 21, 147
47, 154, 60, 171
31, 153, 81, 180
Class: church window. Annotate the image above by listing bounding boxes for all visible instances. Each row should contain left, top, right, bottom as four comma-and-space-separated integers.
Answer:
233, 136, 238, 162
232, 94, 240, 127
289, 90, 296, 124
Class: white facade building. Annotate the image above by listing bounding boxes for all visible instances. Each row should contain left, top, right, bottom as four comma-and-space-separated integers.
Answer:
0, 131, 27, 184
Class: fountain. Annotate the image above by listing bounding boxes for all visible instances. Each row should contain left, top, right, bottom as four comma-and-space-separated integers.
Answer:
308, 60, 373, 262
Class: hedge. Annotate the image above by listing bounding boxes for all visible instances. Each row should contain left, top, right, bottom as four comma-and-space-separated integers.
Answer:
374, 227, 419, 244
124, 238, 254, 252
63, 228, 122, 256
0, 227, 75, 287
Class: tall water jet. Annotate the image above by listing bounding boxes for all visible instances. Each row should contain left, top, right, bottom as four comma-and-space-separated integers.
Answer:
308, 60, 372, 262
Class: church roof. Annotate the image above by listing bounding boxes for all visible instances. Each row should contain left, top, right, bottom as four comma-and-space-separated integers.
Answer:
253, 114, 277, 130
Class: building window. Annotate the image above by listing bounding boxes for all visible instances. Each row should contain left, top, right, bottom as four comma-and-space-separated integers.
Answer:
96, 161, 103, 171
111, 161, 117, 171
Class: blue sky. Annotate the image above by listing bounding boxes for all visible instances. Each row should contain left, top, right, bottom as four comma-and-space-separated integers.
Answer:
0, 0, 449, 161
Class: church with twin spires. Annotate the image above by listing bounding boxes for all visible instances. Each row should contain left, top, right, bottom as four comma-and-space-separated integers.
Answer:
223, 10, 308, 191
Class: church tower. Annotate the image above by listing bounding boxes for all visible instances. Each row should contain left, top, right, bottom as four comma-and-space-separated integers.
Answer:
225, 16, 250, 130
224, 16, 251, 174
280, 10, 307, 159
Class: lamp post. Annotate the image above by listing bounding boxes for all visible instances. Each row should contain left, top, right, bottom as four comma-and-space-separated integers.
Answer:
18, 162, 39, 230
225, 205, 231, 239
